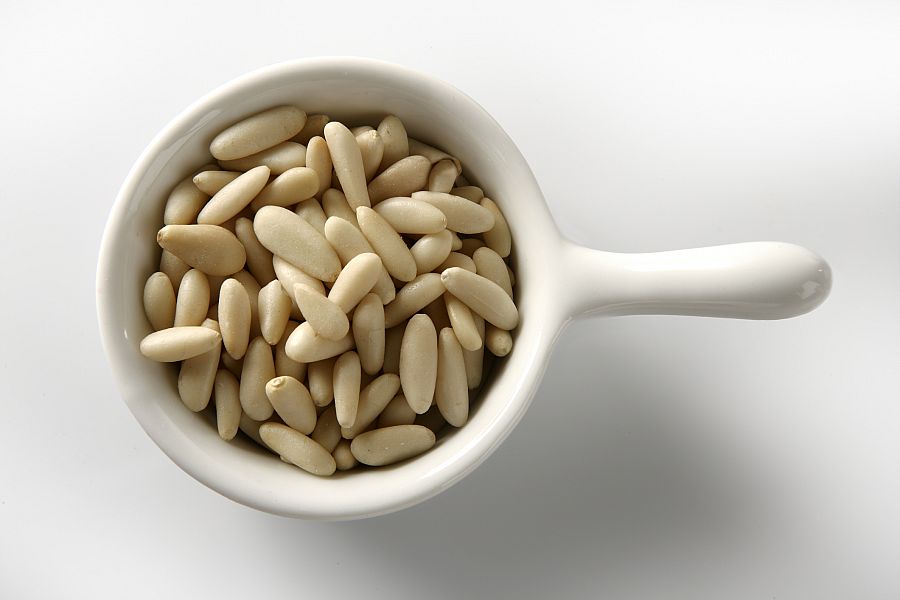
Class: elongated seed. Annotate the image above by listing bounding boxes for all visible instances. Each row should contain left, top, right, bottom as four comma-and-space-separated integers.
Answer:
311, 405, 341, 452
266, 376, 316, 434
356, 130, 384, 181
193, 170, 240, 195
436, 327, 468, 427
471, 248, 512, 299
253, 205, 342, 283
239, 336, 275, 420
341, 373, 401, 438
367, 155, 430, 204
234, 217, 275, 285
197, 166, 270, 225
351, 293, 385, 375
333, 351, 361, 427
427, 159, 459, 193
408, 138, 461, 171
210, 106, 307, 160
164, 174, 209, 225
273, 255, 325, 319
157, 224, 246, 276
411, 191, 495, 234
275, 321, 306, 381
328, 253, 381, 313
305, 136, 332, 196
159, 250, 190, 291
440, 267, 518, 330
356, 206, 416, 282
144, 272, 176, 330
416, 404, 446, 434
250, 167, 318, 210
213, 369, 241, 440
423, 297, 452, 331
321, 189, 359, 228
485, 324, 513, 356
333, 439, 357, 471
258, 279, 291, 345
293, 114, 329, 144
463, 315, 485, 389
449, 231, 462, 251
383, 324, 404, 375
324, 121, 370, 210
323, 216, 395, 304
294, 198, 327, 236
351, 425, 435, 466
437, 251, 476, 272
221, 351, 243, 379
238, 413, 267, 449
260, 423, 335, 476
232, 270, 261, 338
351, 125, 374, 135
177, 318, 221, 411
173, 269, 210, 327
378, 394, 417, 427
480, 197, 512, 258
449, 186, 484, 202
308, 357, 337, 407
377, 115, 409, 172
284, 321, 355, 363
410, 230, 453, 274
372, 196, 447, 234
400, 314, 438, 414
445, 293, 482, 351
139, 326, 221, 362
383, 273, 445, 328
220, 141, 306, 174
294, 283, 349, 340
219, 278, 251, 359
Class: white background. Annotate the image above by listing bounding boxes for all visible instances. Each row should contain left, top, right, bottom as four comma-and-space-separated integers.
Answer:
2, 1, 899, 598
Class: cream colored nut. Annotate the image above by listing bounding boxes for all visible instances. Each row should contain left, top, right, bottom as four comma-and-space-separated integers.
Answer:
221, 351, 243, 379
382, 324, 404, 375
410, 230, 453, 274
480, 197, 512, 258
322, 189, 360, 228
367, 156, 430, 204
294, 283, 349, 340
210, 105, 307, 161
174, 269, 210, 327
350, 125, 374, 135
332, 439, 357, 471
436, 327, 468, 427
412, 191, 495, 234
253, 206, 342, 283
351, 292, 386, 375
378, 394, 417, 427
437, 251, 476, 272
177, 318, 221, 411
423, 297, 452, 331
238, 413, 267, 449
292, 113, 329, 144
377, 115, 410, 172
139, 326, 221, 362
472, 247, 513, 298
463, 315, 485, 389
324, 121, 370, 210
449, 186, 484, 202
416, 404, 446, 434
305, 136, 332, 196
449, 231, 463, 251
323, 217, 395, 304
485, 324, 513, 357
234, 217, 276, 285
356, 130, 384, 182
258, 280, 291, 345
383, 273, 446, 328
427, 159, 459, 193
159, 250, 190, 291
239, 336, 275, 421
399, 314, 437, 414
156, 224, 246, 276
408, 138, 461, 171
308, 356, 337, 407
444, 293, 482, 351
164, 174, 209, 225
356, 206, 417, 282
143, 272, 176, 331
333, 351, 361, 428
340, 373, 401, 439
328, 252, 382, 313
250, 167, 319, 211
259, 423, 336, 476
192, 170, 240, 196
219, 278, 251, 359
266, 375, 317, 434
220, 141, 307, 175
213, 369, 241, 440
232, 270, 262, 339
294, 198, 327, 236
284, 321, 355, 363
441, 267, 518, 330
275, 320, 306, 381
311, 405, 341, 452
350, 425, 435, 466
273, 255, 325, 320
372, 196, 447, 234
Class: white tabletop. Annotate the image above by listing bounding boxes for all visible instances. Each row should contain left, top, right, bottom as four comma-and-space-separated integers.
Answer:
2, 2, 899, 598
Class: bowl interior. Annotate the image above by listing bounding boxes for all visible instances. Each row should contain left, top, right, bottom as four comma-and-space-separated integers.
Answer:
98, 58, 562, 519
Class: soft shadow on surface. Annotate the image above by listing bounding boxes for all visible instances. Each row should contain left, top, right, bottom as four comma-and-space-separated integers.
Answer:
254, 319, 777, 597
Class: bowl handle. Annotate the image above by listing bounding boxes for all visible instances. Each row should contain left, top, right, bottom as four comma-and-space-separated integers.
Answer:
559, 241, 831, 320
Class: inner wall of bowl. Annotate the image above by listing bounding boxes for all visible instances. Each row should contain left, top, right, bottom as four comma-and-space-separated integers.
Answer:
107, 60, 560, 517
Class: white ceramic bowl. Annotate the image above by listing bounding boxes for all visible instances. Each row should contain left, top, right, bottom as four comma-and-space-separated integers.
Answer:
97, 57, 831, 520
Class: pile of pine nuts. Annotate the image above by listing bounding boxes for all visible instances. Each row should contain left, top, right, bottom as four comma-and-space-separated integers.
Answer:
140, 106, 517, 475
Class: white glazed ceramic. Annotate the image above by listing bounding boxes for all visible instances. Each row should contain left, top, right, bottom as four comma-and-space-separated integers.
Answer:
97, 57, 832, 520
